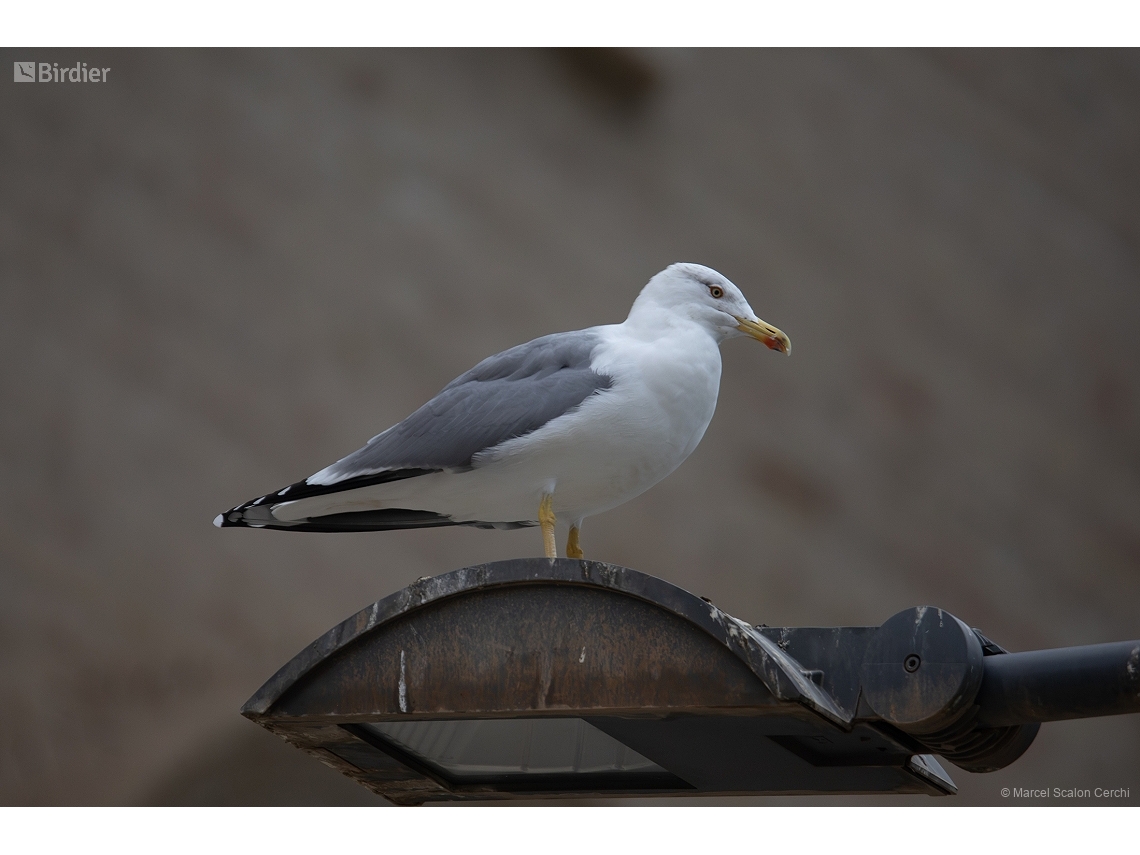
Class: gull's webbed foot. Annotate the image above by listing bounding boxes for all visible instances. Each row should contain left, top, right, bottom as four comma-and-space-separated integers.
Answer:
566, 524, 583, 560
539, 494, 557, 559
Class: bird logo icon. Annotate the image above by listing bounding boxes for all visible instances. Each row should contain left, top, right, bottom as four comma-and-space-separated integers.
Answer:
14, 62, 36, 82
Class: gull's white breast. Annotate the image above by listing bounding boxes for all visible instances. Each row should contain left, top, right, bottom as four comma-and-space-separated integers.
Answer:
439, 320, 723, 523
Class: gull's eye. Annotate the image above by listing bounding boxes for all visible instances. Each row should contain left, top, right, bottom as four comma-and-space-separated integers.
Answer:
708, 285, 724, 299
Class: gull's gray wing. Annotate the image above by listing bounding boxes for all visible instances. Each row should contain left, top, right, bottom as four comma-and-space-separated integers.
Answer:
216, 330, 612, 529
313, 329, 611, 483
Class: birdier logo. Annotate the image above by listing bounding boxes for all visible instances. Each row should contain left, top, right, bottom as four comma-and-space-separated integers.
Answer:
13, 61, 110, 83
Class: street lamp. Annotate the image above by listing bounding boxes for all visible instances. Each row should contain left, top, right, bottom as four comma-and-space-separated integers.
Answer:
242, 559, 1140, 804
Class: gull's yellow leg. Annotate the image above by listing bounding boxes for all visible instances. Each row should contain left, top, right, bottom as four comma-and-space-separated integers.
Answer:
539, 493, 557, 559
566, 524, 584, 560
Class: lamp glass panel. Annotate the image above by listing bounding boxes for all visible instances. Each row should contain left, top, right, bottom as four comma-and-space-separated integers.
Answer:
363, 718, 665, 779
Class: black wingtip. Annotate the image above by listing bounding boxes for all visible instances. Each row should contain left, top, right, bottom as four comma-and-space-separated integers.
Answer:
215, 468, 449, 531
214, 509, 252, 528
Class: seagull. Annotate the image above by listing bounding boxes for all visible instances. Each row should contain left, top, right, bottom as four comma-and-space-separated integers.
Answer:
215, 263, 789, 559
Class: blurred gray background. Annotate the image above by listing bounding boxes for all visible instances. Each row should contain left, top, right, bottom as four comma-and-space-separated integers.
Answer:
1, 48, 1138, 806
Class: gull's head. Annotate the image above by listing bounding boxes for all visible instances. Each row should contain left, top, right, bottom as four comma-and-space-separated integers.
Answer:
630, 262, 790, 354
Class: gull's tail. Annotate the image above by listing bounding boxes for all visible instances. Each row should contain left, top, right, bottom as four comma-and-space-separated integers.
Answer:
214, 469, 532, 532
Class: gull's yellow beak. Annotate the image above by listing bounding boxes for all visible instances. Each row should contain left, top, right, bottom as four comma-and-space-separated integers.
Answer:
736, 316, 791, 355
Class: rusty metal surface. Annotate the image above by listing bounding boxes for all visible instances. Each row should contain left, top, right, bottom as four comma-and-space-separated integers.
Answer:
241, 564, 1136, 801
242, 559, 958, 802
243, 558, 847, 723
270, 584, 778, 718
